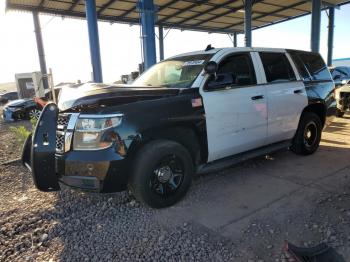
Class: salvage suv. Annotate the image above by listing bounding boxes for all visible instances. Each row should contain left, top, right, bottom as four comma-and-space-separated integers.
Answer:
22, 47, 336, 208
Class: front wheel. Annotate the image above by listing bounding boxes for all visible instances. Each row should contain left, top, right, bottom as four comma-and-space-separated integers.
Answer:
291, 112, 322, 155
129, 140, 194, 208
28, 109, 41, 120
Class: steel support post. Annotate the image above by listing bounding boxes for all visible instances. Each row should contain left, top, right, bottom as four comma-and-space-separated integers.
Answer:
32, 12, 48, 89
244, 0, 252, 47
311, 0, 321, 53
327, 7, 335, 66
85, 0, 103, 82
139, 0, 157, 69
158, 25, 164, 61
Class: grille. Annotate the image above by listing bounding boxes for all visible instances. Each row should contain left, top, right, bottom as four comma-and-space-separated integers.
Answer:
56, 114, 72, 153
56, 133, 65, 152
57, 114, 71, 128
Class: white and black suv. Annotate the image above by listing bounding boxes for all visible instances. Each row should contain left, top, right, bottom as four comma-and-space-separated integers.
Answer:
22, 47, 336, 208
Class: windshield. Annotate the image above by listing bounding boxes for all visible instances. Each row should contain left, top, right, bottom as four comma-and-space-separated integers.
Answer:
132, 54, 214, 88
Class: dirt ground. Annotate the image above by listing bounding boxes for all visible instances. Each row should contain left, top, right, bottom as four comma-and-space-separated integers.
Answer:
0, 114, 349, 261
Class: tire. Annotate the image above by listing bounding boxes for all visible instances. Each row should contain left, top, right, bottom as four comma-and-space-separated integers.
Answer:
291, 112, 322, 155
28, 109, 41, 120
129, 139, 194, 208
335, 109, 345, 118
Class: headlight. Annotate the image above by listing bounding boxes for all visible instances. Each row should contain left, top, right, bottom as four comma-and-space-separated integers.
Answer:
73, 114, 123, 150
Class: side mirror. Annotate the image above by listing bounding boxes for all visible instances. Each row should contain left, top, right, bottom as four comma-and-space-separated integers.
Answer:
204, 61, 218, 75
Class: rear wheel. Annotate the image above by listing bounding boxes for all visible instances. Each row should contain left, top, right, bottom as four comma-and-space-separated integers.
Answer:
129, 140, 194, 208
291, 112, 322, 155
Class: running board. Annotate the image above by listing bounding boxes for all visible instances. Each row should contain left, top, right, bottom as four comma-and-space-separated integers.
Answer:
197, 140, 292, 175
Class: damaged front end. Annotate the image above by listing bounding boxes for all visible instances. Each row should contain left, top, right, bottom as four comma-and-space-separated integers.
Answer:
22, 101, 129, 193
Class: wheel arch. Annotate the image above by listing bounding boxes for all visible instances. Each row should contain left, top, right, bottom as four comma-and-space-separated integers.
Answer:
127, 124, 208, 166
301, 102, 327, 127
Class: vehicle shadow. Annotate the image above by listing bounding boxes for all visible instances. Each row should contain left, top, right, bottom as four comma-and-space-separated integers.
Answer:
324, 120, 349, 133
321, 138, 349, 146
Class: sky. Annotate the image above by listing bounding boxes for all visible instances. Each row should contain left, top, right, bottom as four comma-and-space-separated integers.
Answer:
0, 1, 350, 84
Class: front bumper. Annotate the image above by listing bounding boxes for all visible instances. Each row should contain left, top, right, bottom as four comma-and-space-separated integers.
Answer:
56, 147, 129, 193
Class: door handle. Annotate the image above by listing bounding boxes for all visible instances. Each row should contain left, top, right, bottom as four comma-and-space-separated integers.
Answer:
251, 95, 264, 100
294, 89, 303, 94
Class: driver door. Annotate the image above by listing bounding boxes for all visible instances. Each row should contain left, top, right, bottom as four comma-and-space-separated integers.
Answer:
200, 52, 268, 162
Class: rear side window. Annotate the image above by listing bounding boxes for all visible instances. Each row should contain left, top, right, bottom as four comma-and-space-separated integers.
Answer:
9, 92, 18, 99
291, 52, 331, 81
289, 52, 310, 80
259, 52, 296, 83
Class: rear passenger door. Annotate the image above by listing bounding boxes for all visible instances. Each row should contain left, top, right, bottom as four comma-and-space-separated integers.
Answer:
257, 52, 308, 144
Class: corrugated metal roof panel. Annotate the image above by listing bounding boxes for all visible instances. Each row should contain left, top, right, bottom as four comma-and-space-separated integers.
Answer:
5, 0, 350, 34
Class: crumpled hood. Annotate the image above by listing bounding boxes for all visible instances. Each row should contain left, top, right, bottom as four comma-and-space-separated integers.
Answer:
58, 83, 181, 111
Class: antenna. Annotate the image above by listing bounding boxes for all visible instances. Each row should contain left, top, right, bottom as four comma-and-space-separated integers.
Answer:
205, 44, 214, 51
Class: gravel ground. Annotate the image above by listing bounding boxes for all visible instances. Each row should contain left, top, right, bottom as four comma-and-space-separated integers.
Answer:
0, 164, 237, 262
0, 116, 350, 262
0, 119, 237, 262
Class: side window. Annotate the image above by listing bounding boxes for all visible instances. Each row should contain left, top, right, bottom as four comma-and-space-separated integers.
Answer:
10, 93, 17, 99
289, 52, 311, 80
259, 52, 296, 83
217, 53, 257, 86
297, 52, 331, 81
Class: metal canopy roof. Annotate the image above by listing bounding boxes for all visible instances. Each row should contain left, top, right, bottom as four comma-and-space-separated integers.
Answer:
6, 0, 350, 34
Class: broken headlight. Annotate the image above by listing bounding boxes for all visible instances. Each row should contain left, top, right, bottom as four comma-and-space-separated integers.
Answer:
73, 114, 123, 150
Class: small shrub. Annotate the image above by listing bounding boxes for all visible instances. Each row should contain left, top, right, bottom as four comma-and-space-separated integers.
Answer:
9, 126, 31, 144
10, 117, 39, 144
30, 117, 38, 130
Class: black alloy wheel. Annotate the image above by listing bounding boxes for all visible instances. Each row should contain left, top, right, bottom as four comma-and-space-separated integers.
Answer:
150, 155, 185, 196
29, 109, 41, 120
303, 121, 318, 149
291, 112, 322, 155
129, 140, 194, 208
